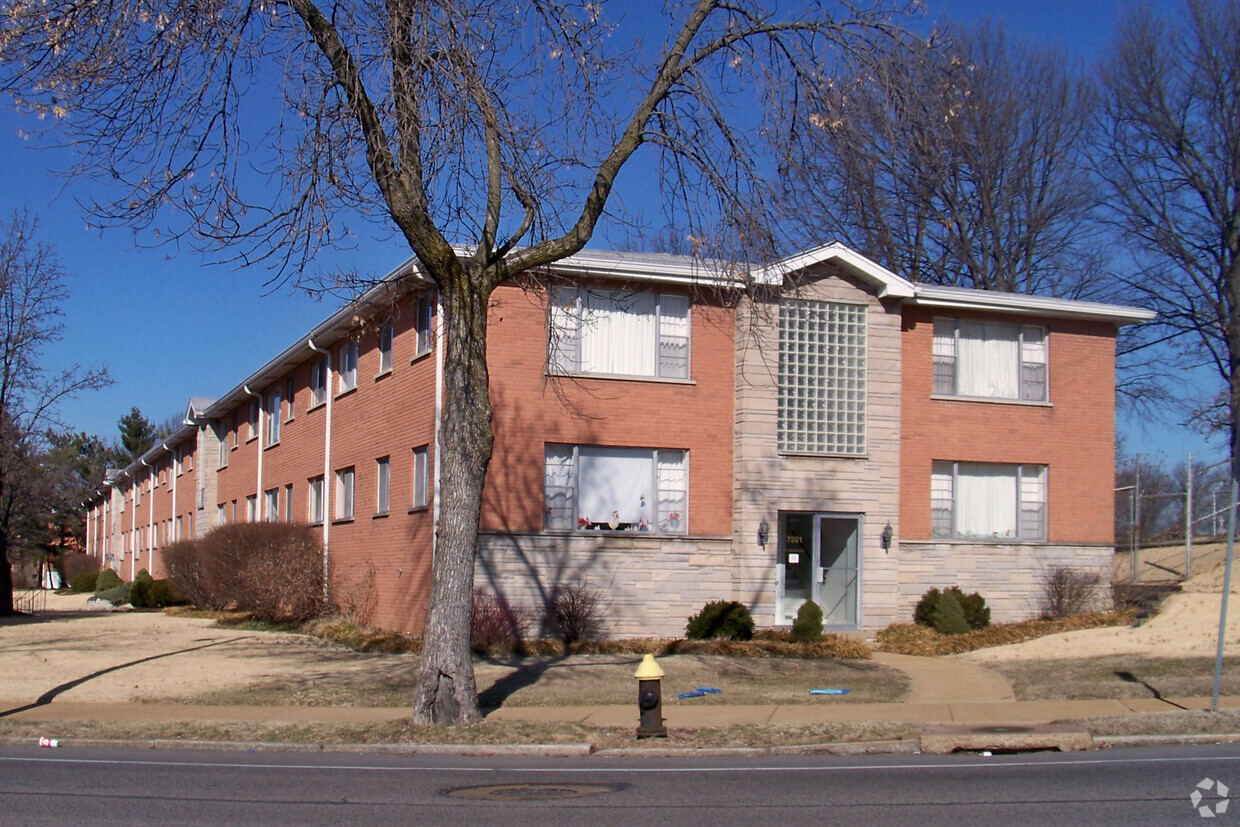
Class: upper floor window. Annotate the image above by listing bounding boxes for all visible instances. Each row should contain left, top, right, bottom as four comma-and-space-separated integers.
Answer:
286, 376, 296, 420
247, 399, 260, 441
339, 340, 359, 393
311, 357, 329, 406
308, 476, 325, 523
412, 445, 429, 509
931, 461, 1047, 542
267, 389, 282, 444
544, 444, 688, 534
548, 287, 690, 380
379, 320, 394, 373
375, 456, 390, 515
933, 318, 1047, 402
415, 294, 433, 357
777, 299, 867, 456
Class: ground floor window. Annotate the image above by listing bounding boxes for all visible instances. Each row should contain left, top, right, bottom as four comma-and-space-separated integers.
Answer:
931, 461, 1046, 541
544, 444, 687, 533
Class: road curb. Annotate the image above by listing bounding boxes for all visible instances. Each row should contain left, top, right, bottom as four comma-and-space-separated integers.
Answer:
1093, 732, 1240, 749
0, 736, 595, 758
595, 739, 920, 758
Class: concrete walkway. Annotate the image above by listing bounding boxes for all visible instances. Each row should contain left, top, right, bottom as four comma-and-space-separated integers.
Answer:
872, 652, 1016, 703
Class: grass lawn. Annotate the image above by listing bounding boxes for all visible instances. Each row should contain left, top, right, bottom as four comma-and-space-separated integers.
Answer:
186, 652, 909, 708
988, 656, 1240, 701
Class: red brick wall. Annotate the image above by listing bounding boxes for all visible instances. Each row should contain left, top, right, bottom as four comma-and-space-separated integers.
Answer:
482, 281, 735, 535
899, 307, 1118, 543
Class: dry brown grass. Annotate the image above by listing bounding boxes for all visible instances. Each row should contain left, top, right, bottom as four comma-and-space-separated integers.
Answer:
989, 655, 1240, 701
876, 611, 1138, 656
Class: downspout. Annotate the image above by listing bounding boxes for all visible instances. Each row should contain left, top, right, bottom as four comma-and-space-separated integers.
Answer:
308, 338, 332, 600
243, 385, 264, 520
128, 477, 137, 581
168, 442, 177, 552
432, 290, 443, 565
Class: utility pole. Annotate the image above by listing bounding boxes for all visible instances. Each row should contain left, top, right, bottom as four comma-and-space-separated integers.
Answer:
1187, 453, 1194, 578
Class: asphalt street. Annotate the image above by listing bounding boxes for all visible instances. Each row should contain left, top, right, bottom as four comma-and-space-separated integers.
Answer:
2, 743, 1239, 825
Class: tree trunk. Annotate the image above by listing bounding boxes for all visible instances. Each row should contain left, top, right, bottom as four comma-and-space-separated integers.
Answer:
411, 277, 494, 726
0, 533, 13, 617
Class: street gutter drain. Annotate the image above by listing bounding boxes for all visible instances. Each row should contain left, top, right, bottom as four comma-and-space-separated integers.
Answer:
447, 784, 617, 802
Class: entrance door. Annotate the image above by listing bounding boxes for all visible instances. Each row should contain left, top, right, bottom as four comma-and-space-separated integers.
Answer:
777, 512, 861, 629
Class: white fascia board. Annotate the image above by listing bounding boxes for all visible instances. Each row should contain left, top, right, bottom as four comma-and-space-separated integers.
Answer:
752, 243, 917, 298
544, 251, 742, 288
203, 258, 425, 419
912, 284, 1157, 326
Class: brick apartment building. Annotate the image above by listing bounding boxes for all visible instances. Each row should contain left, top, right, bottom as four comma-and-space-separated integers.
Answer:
84, 244, 1153, 637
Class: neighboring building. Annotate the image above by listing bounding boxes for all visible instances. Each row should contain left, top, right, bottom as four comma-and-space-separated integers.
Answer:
83, 245, 1153, 637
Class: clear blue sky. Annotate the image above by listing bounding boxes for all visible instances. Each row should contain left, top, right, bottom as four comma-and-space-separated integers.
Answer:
0, 0, 1218, 466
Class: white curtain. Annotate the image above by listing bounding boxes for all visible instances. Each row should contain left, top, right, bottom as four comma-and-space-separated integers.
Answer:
956, 463, 1017, 538
958, 320, 1019, 398
578, 447, 653, 524
580, 291, 656, 376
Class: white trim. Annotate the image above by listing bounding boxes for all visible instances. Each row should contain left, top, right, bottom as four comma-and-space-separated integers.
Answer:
753, 243, 916, 298
914, 284, 1155, 325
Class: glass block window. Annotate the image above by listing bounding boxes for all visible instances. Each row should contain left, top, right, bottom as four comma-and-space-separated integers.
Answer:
778, 299, 867, 455
931, 461, 1047, 541
933, 318, 1047, 402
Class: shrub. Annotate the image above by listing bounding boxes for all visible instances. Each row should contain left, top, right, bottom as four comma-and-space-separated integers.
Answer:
163, 523, 325, 623
1040, 566, 1102, 619
129, 577, 150, 608
69, 571, 98, 593
685, 600, 755, 641
546, 582, 607, 645
142, 579, 187, 608
790, 600, 824, 644
95, 568, 122, 592
471, 589, 530, 654
914, 585, 990, 631
134, 568, 153, 586
95, 583, 131, 605
932, 591, 971, 635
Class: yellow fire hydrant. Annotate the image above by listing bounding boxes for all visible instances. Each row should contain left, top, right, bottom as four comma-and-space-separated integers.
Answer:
634, 653, 667, 738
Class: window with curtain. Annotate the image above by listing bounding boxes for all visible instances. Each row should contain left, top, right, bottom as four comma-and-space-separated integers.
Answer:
931, 461, 1047, 541
266, 389, 281, 443
308, 476, 325, 523
415, 294, 433, 357
379, 320, 393, 372
311, 357, 328, 406
933, 318, 1047, 402
338, 341, 359, 393
548, 287, 690, 380
544, 444, 688, 533
777, 299, 867, 455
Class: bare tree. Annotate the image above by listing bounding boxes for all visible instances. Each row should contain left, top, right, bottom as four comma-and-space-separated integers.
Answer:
0, 1, 913, 723
0, 212, 109, 614
777, 22, 1102, 297
1097, 0, 1240, 478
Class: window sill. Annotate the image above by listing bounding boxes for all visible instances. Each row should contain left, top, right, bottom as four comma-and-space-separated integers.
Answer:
264, 440, 280, 451
245, 436, 258, 445
374, 368, 393, 382
407, 505, 429, 514
372, 511, 389, 520
546, 370, 695, 386
410, 349, 432, 365
308, 520, 323, 528
542, 527, 689, 538
335, 386, 358, 401
331, 517, 355, 525
928, 536, 1048, 545
930, 394, 1052, 408
307, 400, 326, 413
779, 450, 869, 460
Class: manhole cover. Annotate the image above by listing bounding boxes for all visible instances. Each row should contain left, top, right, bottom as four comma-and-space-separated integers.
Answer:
969, 726, 1034, 734
447, 784, 617, 802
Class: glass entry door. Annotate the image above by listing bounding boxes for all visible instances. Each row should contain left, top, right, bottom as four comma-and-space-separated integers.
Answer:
777, 512, 861, 629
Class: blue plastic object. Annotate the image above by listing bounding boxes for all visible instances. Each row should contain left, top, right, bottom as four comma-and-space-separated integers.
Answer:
696, 686, 722, 694
809, 688, 850, 695
677, 690, 706, 699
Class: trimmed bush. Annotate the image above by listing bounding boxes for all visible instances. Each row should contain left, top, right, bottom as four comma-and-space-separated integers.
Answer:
95, 568, 122, 592
163, 523, 325, 623
132, 579, 186, 609
69, 571, 98, 593
129, 577, 150, 607
546, 582, 607, 645
914, 586, 990, 631
685, 600, 755, 641
134, 568, 153, 586
790, 600, 824, 644
95, 583, 131, 605
932, 591, 971, 635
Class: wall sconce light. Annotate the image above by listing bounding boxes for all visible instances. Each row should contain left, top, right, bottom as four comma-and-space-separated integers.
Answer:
880, 522, 894, 551
758, 517, 770, 549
